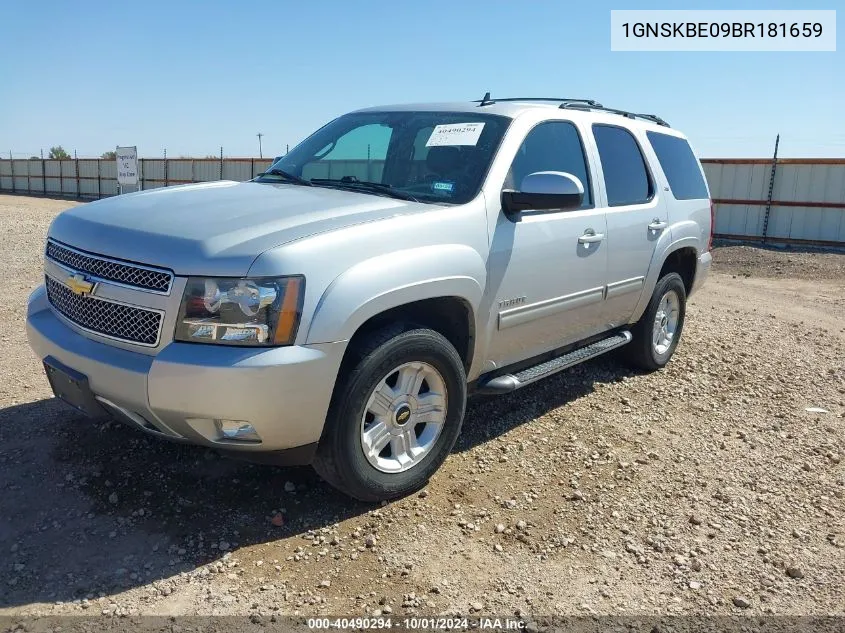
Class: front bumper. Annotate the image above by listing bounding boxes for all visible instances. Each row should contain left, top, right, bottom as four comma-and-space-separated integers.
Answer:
690, 250, 712, 296
26, 285, 345, 459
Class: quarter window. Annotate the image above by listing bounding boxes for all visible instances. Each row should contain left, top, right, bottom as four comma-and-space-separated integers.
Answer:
646, 131, 709, 200
592, 125, 653, 206
506, 121, 592, 208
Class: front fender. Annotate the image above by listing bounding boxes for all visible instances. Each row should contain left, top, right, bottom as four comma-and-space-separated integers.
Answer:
305, 244, 486, 345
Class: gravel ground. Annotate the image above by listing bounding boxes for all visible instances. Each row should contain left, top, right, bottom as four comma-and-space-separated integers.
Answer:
1, 194, 843, 620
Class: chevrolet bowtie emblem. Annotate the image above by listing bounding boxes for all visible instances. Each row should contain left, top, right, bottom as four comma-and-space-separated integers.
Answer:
66, 274, 95, 296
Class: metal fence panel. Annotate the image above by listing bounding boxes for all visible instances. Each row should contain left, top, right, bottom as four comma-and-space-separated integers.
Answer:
715, 203, 761, 238
820, 208, 844, 242
45, 175, 61, 193
100, 160, 117, 179
61, 160, 77, 195
43, 160, 60, 177
141, 159, 165, 181
192, 160, 221, 182
101, 178, 118, 196
701, 159, 845, 246
167, 160, 193, 182
701, 163, 720, 197
223, 160, 254, 182
824, 166, 845, 203
766, 206, 793, 239
79, 178, 99, 196
252, 160, 272, 178
77, 160, 99, 178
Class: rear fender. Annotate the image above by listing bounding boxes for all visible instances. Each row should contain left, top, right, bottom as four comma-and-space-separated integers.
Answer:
630, 234, 699, 323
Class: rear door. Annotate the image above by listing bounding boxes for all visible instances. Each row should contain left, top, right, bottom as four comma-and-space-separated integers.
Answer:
591, 124, 668, 327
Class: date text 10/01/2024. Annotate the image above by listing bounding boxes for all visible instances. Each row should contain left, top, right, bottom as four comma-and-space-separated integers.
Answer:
307, 617, 527, 630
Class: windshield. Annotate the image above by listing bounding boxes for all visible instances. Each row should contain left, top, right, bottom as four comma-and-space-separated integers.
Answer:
256, 111, 511, 204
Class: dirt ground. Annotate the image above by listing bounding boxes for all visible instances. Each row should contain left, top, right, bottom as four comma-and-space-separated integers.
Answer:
1, 194, 843, 621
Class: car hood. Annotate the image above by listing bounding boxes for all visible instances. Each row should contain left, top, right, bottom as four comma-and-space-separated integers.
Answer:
48, 181, 436, 276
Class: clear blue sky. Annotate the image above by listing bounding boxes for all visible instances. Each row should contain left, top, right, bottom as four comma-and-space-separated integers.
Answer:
0, 0, 841, 159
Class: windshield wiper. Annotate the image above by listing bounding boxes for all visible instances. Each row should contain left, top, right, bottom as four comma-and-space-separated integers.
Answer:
310, 177, 419, 202
255, 168, 312, 186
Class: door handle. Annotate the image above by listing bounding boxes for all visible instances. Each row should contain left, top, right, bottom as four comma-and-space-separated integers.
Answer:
648, 219, 668, 231
578, 229, 605, 244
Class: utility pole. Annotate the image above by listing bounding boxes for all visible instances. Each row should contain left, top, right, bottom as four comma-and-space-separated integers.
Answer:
257, 133, 264, 158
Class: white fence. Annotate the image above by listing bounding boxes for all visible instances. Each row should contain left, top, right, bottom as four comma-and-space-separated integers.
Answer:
704, 159, 845, 247
0, 158, 275, 198
1, 157, 844, 246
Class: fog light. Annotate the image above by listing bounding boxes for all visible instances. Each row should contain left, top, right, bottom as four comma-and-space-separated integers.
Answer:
215, 419, 262, 443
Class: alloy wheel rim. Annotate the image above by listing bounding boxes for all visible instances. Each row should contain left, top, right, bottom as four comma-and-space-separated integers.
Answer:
652, 290, 680, 356
360, 361, 447, 474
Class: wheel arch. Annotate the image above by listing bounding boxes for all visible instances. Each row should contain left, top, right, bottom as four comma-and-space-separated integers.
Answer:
305, 244, 485, 371
339, 296, 476, 375
630, 237, 700, 323
658, 245, 698, 296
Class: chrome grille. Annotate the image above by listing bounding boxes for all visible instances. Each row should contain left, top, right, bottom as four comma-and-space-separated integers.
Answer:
46, 240, 173, 293
45, 276, 163, 346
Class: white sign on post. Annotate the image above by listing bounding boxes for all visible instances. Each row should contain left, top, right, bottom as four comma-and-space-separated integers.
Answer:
116, 146, 138, 189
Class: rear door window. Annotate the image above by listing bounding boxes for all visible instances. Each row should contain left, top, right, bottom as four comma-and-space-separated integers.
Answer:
646, 131, 709, 200
592, 125, 653, 206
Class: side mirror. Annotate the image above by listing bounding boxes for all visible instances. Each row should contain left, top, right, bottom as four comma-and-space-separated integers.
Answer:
501, 171, 584, 219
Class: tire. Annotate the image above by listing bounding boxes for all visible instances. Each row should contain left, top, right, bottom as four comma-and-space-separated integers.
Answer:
625, 272, 687, 371
313, 326, 467, 502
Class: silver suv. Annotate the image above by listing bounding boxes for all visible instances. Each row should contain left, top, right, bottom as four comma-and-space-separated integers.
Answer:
27, 96, 712, 501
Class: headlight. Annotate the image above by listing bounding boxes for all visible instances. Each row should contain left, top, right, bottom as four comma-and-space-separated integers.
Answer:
175, 276, 304, 346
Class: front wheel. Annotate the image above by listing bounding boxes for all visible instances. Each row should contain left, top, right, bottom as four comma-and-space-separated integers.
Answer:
625, 272, 687, 371
313, 327, 467, 502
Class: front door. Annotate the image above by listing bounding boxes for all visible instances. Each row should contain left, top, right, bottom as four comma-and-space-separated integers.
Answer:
484, 120, 609, 369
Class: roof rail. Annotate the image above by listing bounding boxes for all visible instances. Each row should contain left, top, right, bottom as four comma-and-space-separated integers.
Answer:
473, 92, 669, 127
475, 93, 602, 108
560, 102, 670, 127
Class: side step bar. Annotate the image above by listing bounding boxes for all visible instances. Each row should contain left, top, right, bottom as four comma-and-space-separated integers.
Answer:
476, 331, 632, 395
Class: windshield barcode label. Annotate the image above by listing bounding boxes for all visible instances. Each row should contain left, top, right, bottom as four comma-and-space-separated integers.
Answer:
426, 123, 486, 147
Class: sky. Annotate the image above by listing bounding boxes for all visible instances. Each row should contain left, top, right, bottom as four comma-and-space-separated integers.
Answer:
0, 0, 841, 159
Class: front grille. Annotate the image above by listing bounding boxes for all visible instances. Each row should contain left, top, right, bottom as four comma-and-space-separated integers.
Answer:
46, 276, 163, 346
46, 240, 173, 293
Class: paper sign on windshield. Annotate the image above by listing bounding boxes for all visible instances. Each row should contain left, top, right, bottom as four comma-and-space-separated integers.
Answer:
426, 123, 485, 147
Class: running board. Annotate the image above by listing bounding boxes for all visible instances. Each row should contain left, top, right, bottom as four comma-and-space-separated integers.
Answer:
476, 331, 632, 395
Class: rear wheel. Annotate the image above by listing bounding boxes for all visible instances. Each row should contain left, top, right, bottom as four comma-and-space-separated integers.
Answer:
625, 272, 686, 371
313, 326, 466, 502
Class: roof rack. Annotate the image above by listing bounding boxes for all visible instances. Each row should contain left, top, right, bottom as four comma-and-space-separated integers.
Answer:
476, 92, 601, 108
475, 92, 669, 127
560, 102, 669, 127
